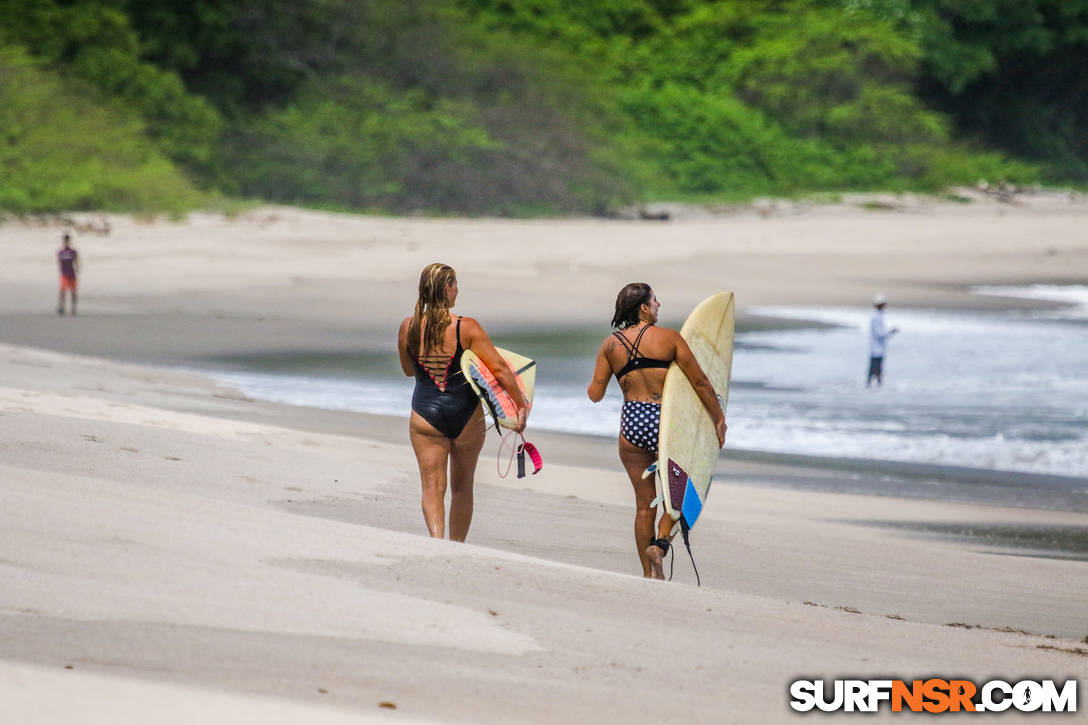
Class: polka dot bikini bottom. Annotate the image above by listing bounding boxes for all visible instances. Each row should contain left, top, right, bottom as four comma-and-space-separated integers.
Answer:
620, 400, 661, 455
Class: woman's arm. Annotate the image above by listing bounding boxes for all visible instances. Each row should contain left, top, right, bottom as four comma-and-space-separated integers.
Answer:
672, 332, 727, 447
586, 339, 613, 403
462, 317, 529, 432
396, 318, 415, 377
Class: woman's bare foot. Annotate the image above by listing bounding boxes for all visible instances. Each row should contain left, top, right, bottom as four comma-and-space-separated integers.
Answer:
645, 544, 665, 579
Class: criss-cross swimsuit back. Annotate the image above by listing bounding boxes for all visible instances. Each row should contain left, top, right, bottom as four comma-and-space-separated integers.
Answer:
412, 316, 480, 438
612, 324, 671, 380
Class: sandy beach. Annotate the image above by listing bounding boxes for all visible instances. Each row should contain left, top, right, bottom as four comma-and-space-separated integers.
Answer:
1, 194, 1086, 722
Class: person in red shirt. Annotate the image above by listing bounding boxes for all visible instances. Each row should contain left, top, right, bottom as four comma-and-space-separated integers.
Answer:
57, 232, 79, 315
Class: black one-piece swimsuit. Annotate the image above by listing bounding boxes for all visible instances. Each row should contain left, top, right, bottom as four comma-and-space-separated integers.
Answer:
412, 317, 480, 438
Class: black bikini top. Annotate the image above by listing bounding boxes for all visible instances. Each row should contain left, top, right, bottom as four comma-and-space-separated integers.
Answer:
612, 324, 671, 380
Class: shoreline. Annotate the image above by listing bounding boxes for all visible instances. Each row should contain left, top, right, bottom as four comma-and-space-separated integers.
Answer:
2, 318, 1083, 502
0, 284, 1083, 500
3, 333, 1075, 520
148, 379, 1088, 515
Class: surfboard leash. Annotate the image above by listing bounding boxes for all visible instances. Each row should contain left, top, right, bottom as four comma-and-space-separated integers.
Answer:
660, 519, 700, 585
647, 463, 701, 586
496, 430, 543, 479
678, 516, 700, 586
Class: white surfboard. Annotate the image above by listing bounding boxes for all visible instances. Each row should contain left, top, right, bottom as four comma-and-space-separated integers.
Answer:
655, 292, 734, 528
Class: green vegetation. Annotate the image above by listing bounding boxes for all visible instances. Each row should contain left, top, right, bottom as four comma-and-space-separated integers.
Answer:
2, 0, 1084, 215
0, 46, 202, 213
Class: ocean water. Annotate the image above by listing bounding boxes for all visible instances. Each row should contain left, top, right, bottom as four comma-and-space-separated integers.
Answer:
731, 286, 1088, 478
199, 286, 1088, 479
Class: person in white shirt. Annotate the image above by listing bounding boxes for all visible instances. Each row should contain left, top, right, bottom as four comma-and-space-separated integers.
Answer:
867, 293, 899, 387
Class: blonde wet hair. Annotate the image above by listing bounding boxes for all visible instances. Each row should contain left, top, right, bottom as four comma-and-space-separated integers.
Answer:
408, 263, 457, 357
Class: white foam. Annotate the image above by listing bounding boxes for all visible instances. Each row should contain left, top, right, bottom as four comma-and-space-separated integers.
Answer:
972, 284, 1088, 319
723, 417, 1088, 478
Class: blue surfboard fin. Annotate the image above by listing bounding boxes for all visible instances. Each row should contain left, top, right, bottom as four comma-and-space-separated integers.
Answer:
681, 478, 703, 528
641, 462, 657, 479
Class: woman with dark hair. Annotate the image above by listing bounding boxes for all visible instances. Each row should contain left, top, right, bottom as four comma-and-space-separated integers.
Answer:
398, 263, 529, 541
587, 283, 726, 578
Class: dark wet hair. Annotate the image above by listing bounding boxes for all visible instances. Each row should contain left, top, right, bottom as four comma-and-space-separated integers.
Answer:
611, 282, 653, 329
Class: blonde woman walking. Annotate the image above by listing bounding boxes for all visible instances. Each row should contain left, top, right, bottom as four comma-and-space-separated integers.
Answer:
397, 263, 528, 541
